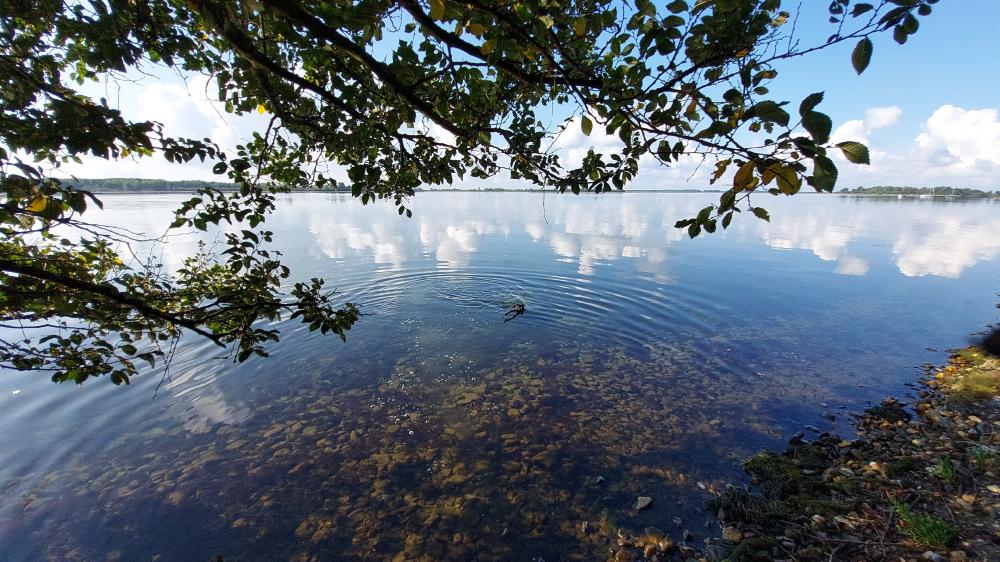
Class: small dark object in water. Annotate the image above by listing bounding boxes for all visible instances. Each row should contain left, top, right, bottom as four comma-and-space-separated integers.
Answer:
983, 326, 1000, 357
504, 303, 526, 322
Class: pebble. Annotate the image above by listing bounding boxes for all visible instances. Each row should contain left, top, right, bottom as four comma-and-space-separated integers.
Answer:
634, 496, 653, 510
721, 526, 742, 543
658, 537, 675, 552
921, 551, 946, 562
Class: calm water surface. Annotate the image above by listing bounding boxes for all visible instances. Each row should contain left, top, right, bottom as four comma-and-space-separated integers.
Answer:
1, 192, 998, 560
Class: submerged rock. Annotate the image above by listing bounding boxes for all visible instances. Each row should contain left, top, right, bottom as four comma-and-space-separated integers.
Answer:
634, 496, 653, 510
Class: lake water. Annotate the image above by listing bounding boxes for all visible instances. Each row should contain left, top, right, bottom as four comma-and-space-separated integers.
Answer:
1, 192, 998, 560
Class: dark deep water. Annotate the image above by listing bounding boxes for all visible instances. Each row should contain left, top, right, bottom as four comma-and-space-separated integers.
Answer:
1, 192, 998, 560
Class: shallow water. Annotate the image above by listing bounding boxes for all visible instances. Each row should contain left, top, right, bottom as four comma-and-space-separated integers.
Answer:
1, 192, 998, 560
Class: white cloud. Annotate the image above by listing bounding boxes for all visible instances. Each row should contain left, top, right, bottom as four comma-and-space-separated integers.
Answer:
834, 255, 870, 276
56, 72, 269, 181
830, 118, 868, 146
864, 106, 903, 130
550, 114, 624, 170
834, 105, 1000, 189
893, 215, 1000, 278
915, 105, 1000, 168
831, 105, 902, 146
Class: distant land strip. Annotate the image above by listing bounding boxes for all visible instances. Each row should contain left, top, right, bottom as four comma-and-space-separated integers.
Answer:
56, 179, 998, 198
838, 185, 997, 198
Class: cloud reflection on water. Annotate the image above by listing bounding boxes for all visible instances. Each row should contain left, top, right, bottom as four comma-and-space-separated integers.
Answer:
296, 193, 999, 280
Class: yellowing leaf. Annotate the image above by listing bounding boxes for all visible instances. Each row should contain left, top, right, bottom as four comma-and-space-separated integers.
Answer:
468, 23, 486, 37
573, 17, 587, 37
761, 165, 776, 185
257, 103, 267, 114
774, 166, 802, 195
733, 160, 755, 190
429, 0, 445, 21
26, 196, 48, 213
581, 115, 593, 136
710, 159, 731, 184
538, 15, 554, 29
481, 39, 496, 55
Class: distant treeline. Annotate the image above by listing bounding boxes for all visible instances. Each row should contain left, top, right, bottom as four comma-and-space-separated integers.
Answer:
414, 187, 724, 193
64, 178, 352, 193
839, 186, 996, 198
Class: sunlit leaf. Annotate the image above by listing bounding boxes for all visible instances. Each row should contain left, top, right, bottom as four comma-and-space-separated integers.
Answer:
733, 160, 755, 191
837, 141, 870, 165
429, 0, 446, 21
26, 196, 48, 213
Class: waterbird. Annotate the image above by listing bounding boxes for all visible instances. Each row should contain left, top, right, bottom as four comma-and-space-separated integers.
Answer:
504, 302, 526, 322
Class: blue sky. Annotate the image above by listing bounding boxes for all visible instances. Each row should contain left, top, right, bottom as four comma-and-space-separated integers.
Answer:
773, 0, 1000, 152
64, 1, 1000, 190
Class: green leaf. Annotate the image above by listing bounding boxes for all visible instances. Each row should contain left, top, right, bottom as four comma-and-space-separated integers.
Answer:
581, 115, 593, 136
798, 92, 824, 116
802, 111, 832, 144
811, 155, 838, 191
751, 207, 770, 222
719, 189, 736, 210
836, 141, 870, 165
656, 140, 671, 161
851, 3, 874, 17
774, 166, 802, 195
893, 25, 908, 44
666, 0, 688, 14
746, 101, 790, 127
851, 38, 873, 74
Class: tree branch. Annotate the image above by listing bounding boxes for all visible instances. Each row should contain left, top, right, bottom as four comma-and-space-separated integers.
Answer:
0, 258, 225, 346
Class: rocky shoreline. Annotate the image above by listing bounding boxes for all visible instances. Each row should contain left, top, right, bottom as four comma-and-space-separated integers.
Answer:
608, 345, 1000, 562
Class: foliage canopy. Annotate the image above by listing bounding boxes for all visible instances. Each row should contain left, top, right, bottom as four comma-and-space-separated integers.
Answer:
0, 0, 937, 383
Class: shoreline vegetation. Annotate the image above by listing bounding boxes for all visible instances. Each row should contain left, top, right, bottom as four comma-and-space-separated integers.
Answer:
838, 186, 998, 199
605, 338, 1000, 562
64, 179, 997, 199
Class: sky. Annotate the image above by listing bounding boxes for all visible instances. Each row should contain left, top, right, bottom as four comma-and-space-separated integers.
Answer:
61, 0, 1000, 191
